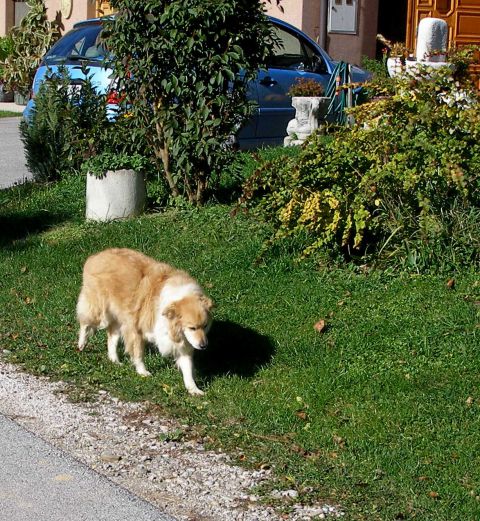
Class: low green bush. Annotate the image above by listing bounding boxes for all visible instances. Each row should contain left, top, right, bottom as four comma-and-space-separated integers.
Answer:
241, 67, 480, 272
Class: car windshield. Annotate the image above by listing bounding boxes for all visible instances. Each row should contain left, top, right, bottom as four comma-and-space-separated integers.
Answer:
43, 23, 105, 64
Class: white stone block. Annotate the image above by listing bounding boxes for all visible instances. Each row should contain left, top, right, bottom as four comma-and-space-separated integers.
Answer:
416, 17, 448, 62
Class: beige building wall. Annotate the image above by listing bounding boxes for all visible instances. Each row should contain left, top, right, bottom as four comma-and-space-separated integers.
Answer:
263, 0, 379, 66
45, 0, 97, 34
0, 0, 97, 36
0, 0, 15, 36
327, 0, 379, 66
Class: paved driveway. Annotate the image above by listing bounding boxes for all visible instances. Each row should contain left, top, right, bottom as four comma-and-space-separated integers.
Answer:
0, 414, 176, 521
0, 116, 31, 189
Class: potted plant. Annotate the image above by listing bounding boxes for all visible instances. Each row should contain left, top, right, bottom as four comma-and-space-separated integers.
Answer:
0, 35, 14, 102
284, 77, 330, 146
3, 0, 61, 105
377, 35, 411, 78
82, 146, 148, 222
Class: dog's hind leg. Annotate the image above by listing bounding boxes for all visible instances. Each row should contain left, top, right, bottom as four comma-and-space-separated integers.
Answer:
122, 325, 151, 377
107, 324, 121, 364
176, 354, 204, 396
77, 323, 95, 351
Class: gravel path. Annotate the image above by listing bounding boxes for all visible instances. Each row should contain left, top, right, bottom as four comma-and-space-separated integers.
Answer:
0, 358, 343, 520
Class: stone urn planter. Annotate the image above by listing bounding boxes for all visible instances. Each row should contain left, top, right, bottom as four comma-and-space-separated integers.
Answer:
14, 90, 28, 106
284, 96, 330, 147
0, 83, 14, 102
386, 57, 404, 78
86, 169, 146, 222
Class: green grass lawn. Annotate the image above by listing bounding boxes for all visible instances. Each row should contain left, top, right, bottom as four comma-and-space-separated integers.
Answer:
1, 174, 479, 520
0, 110, 23, 118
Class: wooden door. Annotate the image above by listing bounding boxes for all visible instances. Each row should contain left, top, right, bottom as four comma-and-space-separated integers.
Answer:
407, 0, 480, 50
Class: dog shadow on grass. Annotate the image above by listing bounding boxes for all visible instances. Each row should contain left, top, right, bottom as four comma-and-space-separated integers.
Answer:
195, 320, 275, 381
0, 212, 71, 247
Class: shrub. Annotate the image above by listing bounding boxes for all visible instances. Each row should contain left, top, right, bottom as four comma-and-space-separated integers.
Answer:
240, 67, 480, 272
3, 0, 61, 96
287, 77, 325, 97
104, 0, 276, 205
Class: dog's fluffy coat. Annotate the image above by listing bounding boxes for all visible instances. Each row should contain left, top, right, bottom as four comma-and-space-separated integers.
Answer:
76, 248, 213, 395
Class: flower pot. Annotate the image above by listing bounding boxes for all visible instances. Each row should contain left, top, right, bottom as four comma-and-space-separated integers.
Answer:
405, 60, 455, 78
86, 169, 146, 222
0, 85, 14, 102
14, 91, 28, 106
284, 96, 330, 147
386, 57, 404, 78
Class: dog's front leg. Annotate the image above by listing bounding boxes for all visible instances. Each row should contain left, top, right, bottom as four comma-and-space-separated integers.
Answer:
176, 355, 204, 396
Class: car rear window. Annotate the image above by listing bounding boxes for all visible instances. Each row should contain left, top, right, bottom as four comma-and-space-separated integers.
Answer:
43, 23, 105, 64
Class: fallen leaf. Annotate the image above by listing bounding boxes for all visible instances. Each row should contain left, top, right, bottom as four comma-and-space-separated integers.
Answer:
466, 396, 474, 406
446, 278, 455, 289
295, 410, 308, 421
314, 319, 326, 333
428, 491, 439, 499
20, 266, 28, 273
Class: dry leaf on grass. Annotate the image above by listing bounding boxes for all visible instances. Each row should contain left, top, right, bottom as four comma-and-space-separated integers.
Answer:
314, 319, 326, 333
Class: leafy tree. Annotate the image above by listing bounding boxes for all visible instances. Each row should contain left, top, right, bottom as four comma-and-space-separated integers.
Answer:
105, 0, 275, 205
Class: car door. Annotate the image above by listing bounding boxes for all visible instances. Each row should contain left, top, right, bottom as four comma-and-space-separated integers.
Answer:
255, 22, 332, 146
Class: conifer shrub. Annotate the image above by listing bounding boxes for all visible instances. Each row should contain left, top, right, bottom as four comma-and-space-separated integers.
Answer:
20, 67, 110, 182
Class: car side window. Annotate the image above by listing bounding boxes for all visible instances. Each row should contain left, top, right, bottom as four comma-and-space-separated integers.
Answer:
268, 25, 325, 73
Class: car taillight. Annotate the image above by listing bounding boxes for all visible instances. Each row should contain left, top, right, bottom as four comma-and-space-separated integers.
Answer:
106, 90, 124, 104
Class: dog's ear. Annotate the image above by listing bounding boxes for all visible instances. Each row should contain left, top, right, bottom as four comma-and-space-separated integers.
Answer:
163, 303, 178, 320
201, 296, 214, 312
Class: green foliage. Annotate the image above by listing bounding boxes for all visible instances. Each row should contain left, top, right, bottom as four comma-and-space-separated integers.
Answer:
20, 67, 110, 182
0, 34, 14, 79
3, 0, 61, 95
81, 151, 148, 179
287, 77, 325, 97
241, 68, 480, 272
360, 55, 389, 81
104, 0, 275, 205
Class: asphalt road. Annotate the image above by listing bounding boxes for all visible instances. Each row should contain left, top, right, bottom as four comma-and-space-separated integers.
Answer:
0, 414, 177, 521
0, 116, 31, 189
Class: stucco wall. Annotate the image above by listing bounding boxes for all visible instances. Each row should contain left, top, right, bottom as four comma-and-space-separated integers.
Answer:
263, 0, 379, 66
0, 0, 97, 36
45, 0, 96, 33
0, 0, 14, 36
327, 0, 379, 66
263, 0, 305, 31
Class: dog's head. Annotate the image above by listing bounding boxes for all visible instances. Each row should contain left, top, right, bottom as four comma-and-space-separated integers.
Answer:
163, 295, 213, 350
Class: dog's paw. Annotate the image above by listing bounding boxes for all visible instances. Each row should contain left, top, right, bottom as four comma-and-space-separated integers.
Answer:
188, 387, 205, 396
138, 369, 152, 377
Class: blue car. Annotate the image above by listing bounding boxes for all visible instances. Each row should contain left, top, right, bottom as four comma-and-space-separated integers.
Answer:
24, 16, 369, 149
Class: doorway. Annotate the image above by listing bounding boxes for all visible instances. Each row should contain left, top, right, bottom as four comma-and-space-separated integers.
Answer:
376, 0, 408, 57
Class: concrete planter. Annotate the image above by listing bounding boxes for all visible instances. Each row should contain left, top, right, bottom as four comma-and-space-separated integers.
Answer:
86, 169, 146, 222
0, 84, 14, 102
386, 57, 404, 78
14, 91, 28, 106
284, 96, 330, 147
